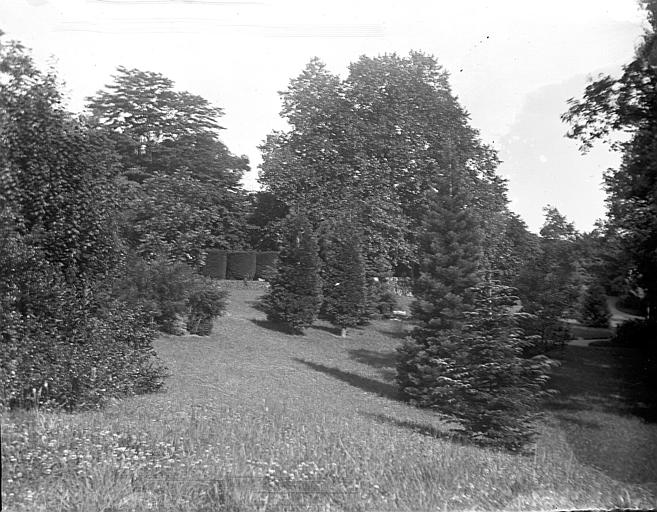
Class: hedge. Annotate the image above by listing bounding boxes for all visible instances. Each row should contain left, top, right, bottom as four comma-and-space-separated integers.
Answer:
256, 251, 279, 279
202, 250, 227, 279
226, 251, 257, 280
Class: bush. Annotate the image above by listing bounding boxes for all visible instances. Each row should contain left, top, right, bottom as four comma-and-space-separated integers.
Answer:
617, 293, 647, 316
581, 282, 611, 327
186, 284, 228, 335
0, 301, 168, 411
202, 249, 227, 279
114, 255, 197, 334
226, 251, 257, 280
256, 251, 279, 279
0, 38, 167, 412
366, 280, 397, 319
0, 234, 167, 410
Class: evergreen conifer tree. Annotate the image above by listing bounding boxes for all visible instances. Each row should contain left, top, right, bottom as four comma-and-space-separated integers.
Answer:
397, 189, 555, 450
321, 223, 368, 337
411, 191, 482, 330
263, 215, 322, 333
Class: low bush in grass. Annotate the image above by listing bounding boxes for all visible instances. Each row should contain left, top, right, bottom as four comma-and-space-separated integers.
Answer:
186, 284, 228, 335
0, 236, 167, 411
114, 255, 193, 334
581, 282, 611, 328
114, 255, 228, 335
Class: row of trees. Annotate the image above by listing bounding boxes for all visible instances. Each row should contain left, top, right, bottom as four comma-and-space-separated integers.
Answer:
263, 215, 373, 337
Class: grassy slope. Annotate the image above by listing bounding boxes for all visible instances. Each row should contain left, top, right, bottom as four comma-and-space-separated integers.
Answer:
2, 287, 657, 511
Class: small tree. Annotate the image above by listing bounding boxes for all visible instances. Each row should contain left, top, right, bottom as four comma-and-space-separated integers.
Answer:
581, 282, 611, 328
263, 215, 322, 333
321, 224, 368, 337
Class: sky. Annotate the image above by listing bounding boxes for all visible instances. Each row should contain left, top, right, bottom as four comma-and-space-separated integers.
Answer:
0, 0, 648, 232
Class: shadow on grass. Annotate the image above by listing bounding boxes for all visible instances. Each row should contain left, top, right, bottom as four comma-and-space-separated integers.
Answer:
250, 318, 300, 336
246, 300, 267, 313
360, 411, 475, 447
294, 358, 403, 401
348, 348, 398, 369
546, 345, 657, 423
311, 324, 344, 336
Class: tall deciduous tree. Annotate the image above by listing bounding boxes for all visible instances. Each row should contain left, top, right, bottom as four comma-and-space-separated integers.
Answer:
563, 0, 657, 321
87, 67, 251, 259
87, 67, 247, 181
260, 53, 510, 277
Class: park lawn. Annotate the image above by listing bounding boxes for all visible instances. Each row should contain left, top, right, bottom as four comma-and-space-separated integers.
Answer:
2, 287, 657, 511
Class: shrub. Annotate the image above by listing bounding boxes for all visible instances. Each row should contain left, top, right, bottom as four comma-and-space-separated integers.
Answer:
263, 215, 322, 333
256, 251, 279, 279
114, 255, 197, 334
581, 282, 611, 328
0, 234, 167, 410
366, 280, 397, 319
0, 301, 168, 411
202, 249, 227, 279
226, 251, 257, 280
186, 284, 228, 335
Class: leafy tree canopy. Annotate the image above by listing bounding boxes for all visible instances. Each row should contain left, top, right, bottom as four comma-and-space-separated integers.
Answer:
86, 66, 248, 185
260, 53, 511, 275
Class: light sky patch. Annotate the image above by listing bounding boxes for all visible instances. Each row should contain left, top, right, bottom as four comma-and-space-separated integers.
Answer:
0, 0, 647, 232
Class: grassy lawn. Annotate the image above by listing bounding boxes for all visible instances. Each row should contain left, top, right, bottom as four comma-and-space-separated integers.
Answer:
2, 287, 657, 511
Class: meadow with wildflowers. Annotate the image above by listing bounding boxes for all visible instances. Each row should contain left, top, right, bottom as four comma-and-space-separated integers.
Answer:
2, 287, 657, 511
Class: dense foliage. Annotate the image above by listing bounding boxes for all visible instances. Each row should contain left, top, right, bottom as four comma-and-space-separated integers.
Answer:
186, 285, 228, 336
0, 35, 166, 410
263, 215, 323, 333
320, 222, 368, 336
87, 67, 251, 265
397, 181, 555, 450
260, 53, 511, 277
113, 255, 227, 335
516, 207, 580, 351
580, 282, 611, 328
